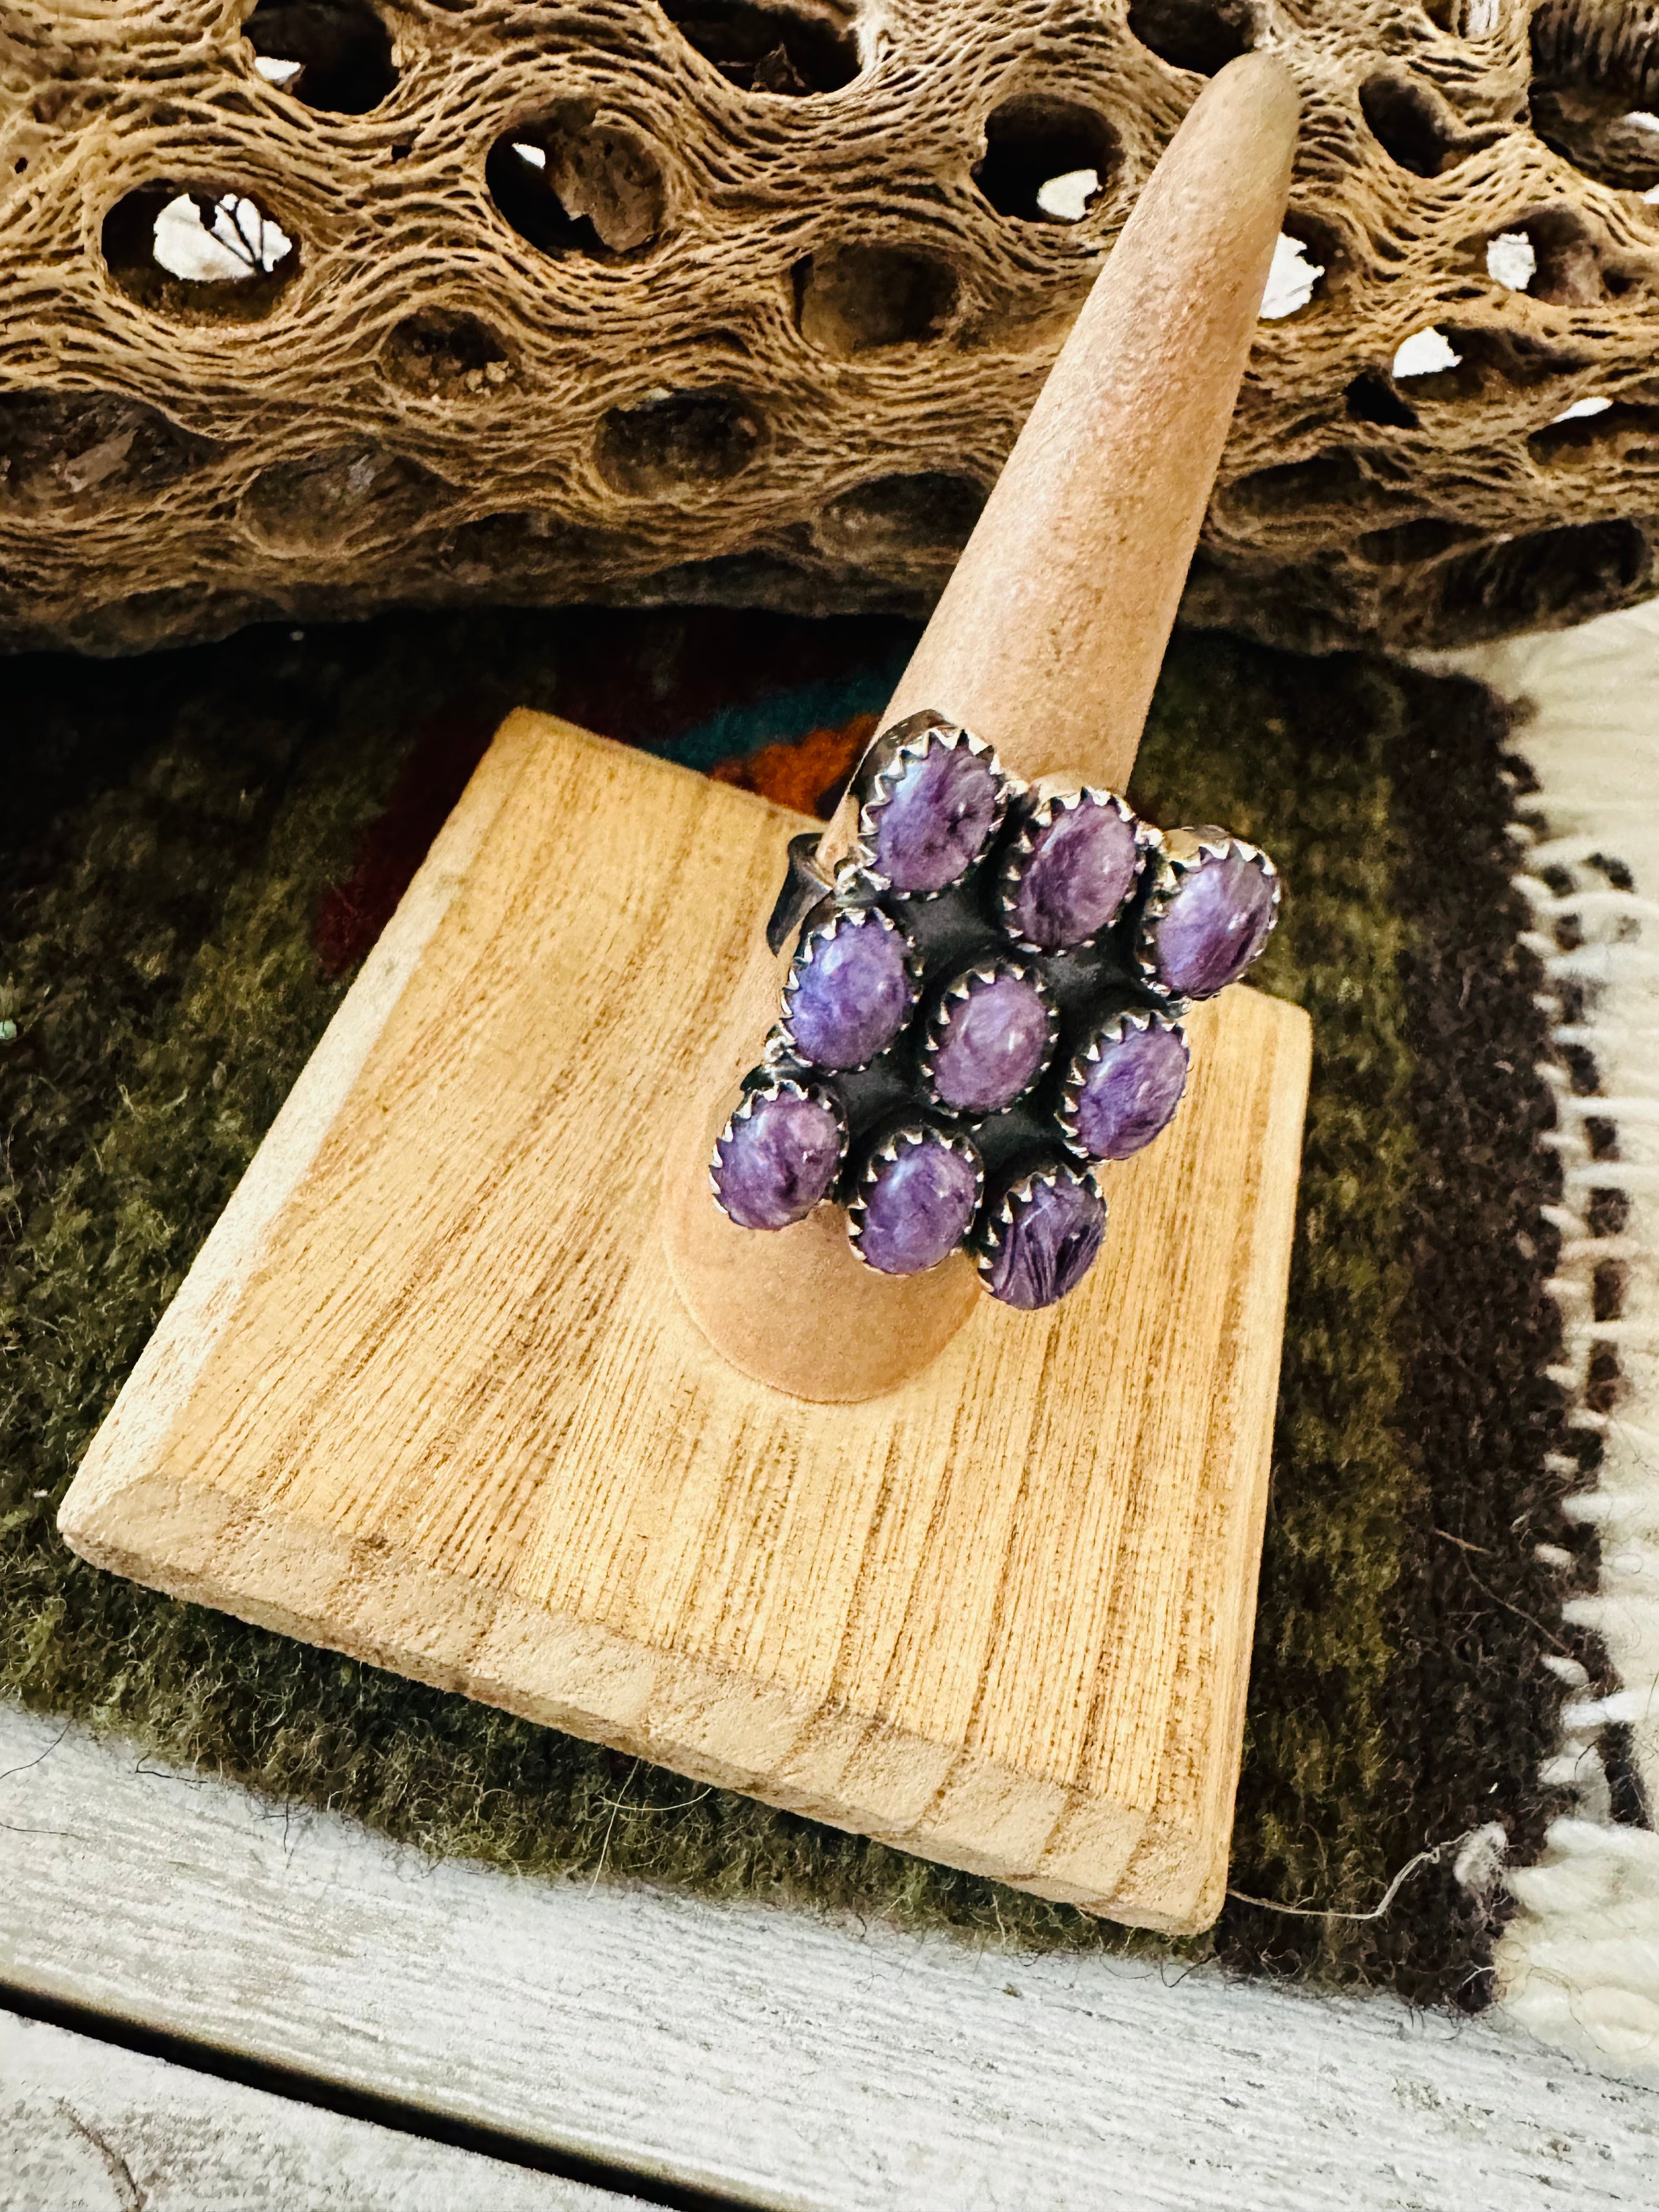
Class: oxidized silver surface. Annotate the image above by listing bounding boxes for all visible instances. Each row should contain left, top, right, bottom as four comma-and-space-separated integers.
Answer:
765, 829, 834, 957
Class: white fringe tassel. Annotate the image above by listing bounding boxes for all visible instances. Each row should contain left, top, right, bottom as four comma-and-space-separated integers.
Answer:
1430, 602, 1659, 2084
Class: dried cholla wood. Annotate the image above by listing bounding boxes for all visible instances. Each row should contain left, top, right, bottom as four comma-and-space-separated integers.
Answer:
3, 1, 1659, 659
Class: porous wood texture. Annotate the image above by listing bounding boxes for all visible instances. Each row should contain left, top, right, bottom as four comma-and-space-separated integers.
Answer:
5, 2, 1659, 657
58, 710, 1311, 1933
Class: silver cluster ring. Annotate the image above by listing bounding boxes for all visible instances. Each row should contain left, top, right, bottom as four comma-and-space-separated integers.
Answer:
709, 710, 1283, 1312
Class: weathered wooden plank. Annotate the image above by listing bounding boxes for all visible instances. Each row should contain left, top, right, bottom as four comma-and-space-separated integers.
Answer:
59, 713, 1311, 1934
0, 2005, 637, 2211
0, 1706, 1651, 2211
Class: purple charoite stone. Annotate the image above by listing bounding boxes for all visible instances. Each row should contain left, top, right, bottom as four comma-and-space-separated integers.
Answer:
855, 1133, 980, 1276
1008, 801, 1141, 951
788, 912, 911, 1069
929, 969, 1051, 1115
713, 1090, 842, 1230
872, 743, 1001, 895
984, 1171, 1105, 1310
1150, 853, 1277, 998
1071, 1023, 1189, 1161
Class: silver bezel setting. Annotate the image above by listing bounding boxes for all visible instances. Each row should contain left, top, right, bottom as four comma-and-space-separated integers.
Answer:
970, 1157, 1107, 1300
776, 901, 922, 1073
916, 957, 1060, 1116
1132, 827, 1280, 1003
837, 710, 1012, 904
844, 1121, 986, 1275
996, 785, 1158, 955
1056, 1005, 1190, 1162
708, 1071, 848, 1227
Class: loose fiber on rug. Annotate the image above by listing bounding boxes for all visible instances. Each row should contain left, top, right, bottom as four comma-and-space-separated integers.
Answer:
0, 607, 1600, 2005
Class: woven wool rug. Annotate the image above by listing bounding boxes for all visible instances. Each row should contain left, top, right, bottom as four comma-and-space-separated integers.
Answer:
1435, 604, 1659, 2082
0, 606, 1620, 2010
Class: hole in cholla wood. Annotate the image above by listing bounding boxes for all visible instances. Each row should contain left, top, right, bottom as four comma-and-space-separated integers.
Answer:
1487, 228, 1539, 291
102, 185, 298, 318
1433, 520, 1651, 634
1359, 71, 1491, 177
1531, 397, 1659, 464
1260, 233, 1326, 320
1355, 516, 1484, 568
814, 473, 988, 565
973, 98, 1118, 224
595, 391, 767, 495
1127, 0, 1258, 78
1494, 206, 1639, 308
0, 392, 216, 514
1531, 0, 1659, 191
794, 245, 961, 353
381, 312, 514, 399
487, 110, 668, 260
239, 447, 455, 556
1345, 370, 1420, 430
658, 0, 861, 95
1393, 326, 1463, 379
151, 193, 292, 282
242, 0, 398, 115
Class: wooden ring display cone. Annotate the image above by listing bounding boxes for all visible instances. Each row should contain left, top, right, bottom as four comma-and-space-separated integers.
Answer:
59, 55, 1314, 1934
663, 53, 1302, 1402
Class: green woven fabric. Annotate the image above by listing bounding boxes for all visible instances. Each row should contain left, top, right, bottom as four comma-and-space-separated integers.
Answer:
0, 610, 1571, 2001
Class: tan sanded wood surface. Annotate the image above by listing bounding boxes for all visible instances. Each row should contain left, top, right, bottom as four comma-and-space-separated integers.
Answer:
60, 709, 1311, 1932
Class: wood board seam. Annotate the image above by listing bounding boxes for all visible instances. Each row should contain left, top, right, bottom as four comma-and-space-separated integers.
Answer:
3, 1703, 1651, 2212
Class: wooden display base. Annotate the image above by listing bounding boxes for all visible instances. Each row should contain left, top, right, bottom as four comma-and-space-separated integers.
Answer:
60, 712, 1311, 1933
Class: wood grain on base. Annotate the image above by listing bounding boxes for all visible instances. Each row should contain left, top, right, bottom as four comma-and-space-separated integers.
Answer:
59, 711, 1311, 1933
